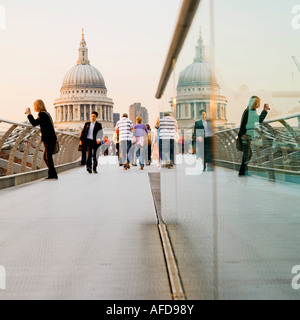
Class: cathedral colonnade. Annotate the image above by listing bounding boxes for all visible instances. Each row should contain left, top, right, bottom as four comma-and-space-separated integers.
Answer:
55, 104, 114, 122
176, 101, 227, 120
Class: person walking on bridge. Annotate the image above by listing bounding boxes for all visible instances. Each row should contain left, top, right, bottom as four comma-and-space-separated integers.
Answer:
133, 116, 148, 170
193, 110, 214, 172
159, 112, 178, 169
146, 124, 152, 166
116, 113, 133, 170
80, 111, 103, 174
26, 100, 58, 180
238, 96, 270, 177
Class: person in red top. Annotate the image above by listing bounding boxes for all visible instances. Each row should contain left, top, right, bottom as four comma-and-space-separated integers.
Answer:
103, 136, 110, 156
178, 136, 185, 154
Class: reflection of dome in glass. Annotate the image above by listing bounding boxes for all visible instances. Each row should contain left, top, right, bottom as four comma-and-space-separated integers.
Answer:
177, 30, 217, 88
62, 64, 106, 90
178, 61, 212, 87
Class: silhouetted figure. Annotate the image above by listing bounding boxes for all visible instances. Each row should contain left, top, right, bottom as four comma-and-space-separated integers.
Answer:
193, 110, 213, 171
159, 113, 178, 169
26, 100, 58, 180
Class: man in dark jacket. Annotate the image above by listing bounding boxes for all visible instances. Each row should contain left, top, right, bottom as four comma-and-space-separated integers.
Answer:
80, 112, 103, 174
193, 110, 213, 171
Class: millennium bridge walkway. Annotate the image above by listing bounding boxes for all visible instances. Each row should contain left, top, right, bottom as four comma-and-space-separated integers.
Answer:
0, 114, 300, 300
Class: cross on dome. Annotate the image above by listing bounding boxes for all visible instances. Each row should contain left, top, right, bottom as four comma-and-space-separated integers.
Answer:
194, 28, 205, 63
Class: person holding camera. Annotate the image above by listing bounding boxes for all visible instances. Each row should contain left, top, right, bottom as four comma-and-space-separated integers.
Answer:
238, 96, 270, 177
25, 100, 58, 180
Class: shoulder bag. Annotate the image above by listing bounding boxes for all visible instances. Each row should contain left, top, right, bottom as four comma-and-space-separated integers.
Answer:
44, 112, 60, 155
236, 137, 242, 151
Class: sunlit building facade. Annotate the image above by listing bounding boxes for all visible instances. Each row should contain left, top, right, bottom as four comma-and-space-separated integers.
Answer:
129, 103, 149, 124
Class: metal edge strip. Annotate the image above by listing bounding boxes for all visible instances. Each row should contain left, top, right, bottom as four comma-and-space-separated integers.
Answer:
155, 0, 202, 99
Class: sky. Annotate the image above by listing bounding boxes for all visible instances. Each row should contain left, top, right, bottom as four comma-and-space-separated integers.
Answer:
1, 0, 300, 127
213, 0, 300, 125
163, 0, 300, 126
0, 0, 181, 126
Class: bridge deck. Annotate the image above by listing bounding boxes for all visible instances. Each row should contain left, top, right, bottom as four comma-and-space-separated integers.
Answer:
0, 159, 171, 300
0, 157, 300, 300
160, 162, 300, 299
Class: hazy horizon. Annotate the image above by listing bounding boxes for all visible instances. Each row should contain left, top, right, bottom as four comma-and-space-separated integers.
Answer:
1, 0, 300, 129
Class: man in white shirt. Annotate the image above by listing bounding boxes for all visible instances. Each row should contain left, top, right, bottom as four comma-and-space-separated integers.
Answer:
116, 113, 133, 170
80, 112, 103, 174
159, 113, 178, 169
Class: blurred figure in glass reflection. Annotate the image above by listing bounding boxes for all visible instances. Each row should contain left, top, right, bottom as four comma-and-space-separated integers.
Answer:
151, 118, 160, 168
146, 124, 152, 166
238, 96, 270, 177
193, 110, 213, 172
159, 113, 178, 169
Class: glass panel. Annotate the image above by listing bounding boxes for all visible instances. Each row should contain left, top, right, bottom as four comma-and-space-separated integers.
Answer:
158, 0, 300, 300
158, 0, 216, 300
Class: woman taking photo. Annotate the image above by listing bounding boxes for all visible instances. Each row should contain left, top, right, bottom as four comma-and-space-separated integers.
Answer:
26, 100, 58, 180
238, 96, 270, 177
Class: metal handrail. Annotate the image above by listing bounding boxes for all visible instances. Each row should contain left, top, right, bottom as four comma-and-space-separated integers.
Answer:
0, 118, 80, 177
0, 118, 78, 137
214, 113, 300, 177
216, 112, 300, 134
155, 0, 201, 99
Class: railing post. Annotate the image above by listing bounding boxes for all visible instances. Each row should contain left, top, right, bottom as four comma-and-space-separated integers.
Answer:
21, 130, 39, 172
6, 127, 31, 175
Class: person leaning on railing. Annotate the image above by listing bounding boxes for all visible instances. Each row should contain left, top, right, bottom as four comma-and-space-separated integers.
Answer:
25, 100, 58, 180
238, 96, 270, 177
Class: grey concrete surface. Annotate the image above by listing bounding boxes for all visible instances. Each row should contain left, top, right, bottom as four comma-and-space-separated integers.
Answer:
0, 157, 171, 300
1, 153, 300, 300
160, 155, 300, 300
0, 160, 81, 190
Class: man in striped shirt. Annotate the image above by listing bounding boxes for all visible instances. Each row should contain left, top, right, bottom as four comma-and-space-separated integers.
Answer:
159, 112, 178, 169
116, 113, 133, 170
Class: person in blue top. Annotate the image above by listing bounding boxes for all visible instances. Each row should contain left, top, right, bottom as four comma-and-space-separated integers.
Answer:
133, 116, 148, 170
